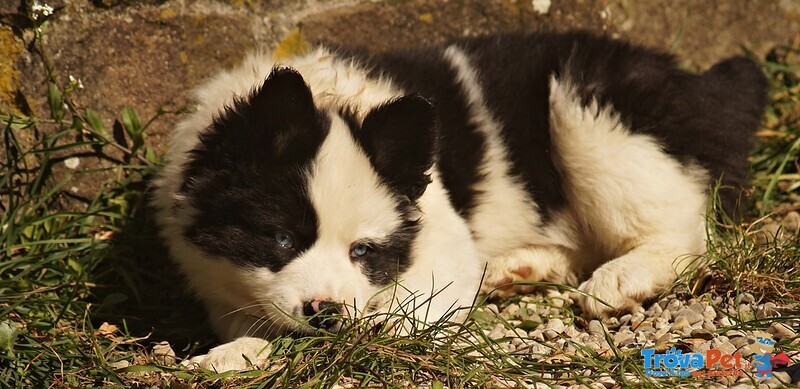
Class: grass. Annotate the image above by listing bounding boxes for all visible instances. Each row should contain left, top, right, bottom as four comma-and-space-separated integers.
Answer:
1, 3, 799, 387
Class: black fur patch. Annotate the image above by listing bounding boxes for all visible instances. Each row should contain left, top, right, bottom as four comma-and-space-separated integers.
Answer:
180, 67, 330, 271
357, 49, 488, 219
352, 94, 438, 201
352, 214, 420, 286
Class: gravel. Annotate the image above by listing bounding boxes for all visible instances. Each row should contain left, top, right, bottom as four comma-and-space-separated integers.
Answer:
472, 289, 800, 387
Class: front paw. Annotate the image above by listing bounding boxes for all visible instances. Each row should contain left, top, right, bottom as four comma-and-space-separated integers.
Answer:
183, 337, 272, 372
577, 265, 652, 317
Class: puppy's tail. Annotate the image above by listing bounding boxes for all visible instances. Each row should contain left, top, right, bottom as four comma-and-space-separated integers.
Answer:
700, 56, 767, 218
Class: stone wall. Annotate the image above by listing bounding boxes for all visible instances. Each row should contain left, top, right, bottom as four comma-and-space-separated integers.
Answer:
2, 0, 798, 197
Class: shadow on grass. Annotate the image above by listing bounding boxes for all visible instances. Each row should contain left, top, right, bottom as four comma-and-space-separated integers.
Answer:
88, 185, 217, 356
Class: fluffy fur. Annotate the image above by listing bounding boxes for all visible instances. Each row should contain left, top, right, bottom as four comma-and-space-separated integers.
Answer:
152, 31, 766, 371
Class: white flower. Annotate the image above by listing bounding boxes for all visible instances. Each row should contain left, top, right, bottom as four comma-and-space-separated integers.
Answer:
69, 75, 84, 89
32, 2, 54, 20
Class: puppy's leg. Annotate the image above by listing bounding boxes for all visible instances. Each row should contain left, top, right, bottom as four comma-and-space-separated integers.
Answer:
577, 242, 699, 317
183, 304, 282, 371
183, 336, 272, 372
481, 245, 579, 297
548, 77, 708, 316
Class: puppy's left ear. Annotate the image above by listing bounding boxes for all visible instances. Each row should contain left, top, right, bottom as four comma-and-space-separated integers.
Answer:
357, 94, 438, 201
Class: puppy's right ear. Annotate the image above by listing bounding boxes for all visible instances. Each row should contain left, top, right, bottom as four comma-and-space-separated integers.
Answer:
201, 67, 329, 167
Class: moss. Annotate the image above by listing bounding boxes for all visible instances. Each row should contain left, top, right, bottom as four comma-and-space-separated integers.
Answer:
0, 26, 21, 113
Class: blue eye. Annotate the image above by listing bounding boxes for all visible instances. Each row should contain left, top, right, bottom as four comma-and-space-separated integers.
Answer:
350, 243, 371, 258
274, 233, 294, 249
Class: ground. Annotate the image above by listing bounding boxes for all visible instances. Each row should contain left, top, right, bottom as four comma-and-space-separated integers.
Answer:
1, 0, 799, 387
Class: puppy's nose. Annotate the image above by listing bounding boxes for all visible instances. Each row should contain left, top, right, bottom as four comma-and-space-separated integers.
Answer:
302, 300, 341, 331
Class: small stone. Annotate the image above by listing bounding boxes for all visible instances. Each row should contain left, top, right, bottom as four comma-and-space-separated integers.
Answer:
613, 331, 635, 347
666, 299, 682, 312
672, 316, 691, 331
781, 211, 800, 235
152, 341, 176, 365
619, 314, 632, 325
703, 305, 717, 320
691, 328, 715, 340
588, 320, 606, 336
109, 360, 130, 369
674, 308, 704, 325
725, 329, 746, 338
604, 316, 620, 328
596, 376, 616, 388
630, 312, 645, 326
502, 304, 520, 317
767, 322, 795, 340
660, 309, 672, 321
736, 293, 755, 304
529, 329, 545, 342
488, 324, 507, 340
688, 302, 705, 315
719, 316, 733, 327
546, 318, 565, 332
702, 321, 717, 332
484, 304, 499, 314
756, 302, 780, 319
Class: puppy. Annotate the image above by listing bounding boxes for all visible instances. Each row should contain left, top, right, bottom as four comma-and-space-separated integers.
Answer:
152, 31, 766, 370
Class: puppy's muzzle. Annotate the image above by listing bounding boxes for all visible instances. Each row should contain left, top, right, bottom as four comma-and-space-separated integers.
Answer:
303, 300, 342, 332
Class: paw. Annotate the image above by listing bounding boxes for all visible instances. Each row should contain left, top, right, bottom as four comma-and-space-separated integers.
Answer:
182, 337, 272, 372
577, 263, 654, 318
481, 265, 540, 297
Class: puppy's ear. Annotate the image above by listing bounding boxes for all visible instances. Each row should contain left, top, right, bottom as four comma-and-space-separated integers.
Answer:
357, 94, 438, 201
205, 67, 329, 166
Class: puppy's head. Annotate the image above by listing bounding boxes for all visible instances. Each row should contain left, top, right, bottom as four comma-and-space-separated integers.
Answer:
178, 67, 437, 335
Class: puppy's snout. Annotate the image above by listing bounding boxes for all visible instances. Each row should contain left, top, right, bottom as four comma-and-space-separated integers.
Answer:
303, 300, 342, 331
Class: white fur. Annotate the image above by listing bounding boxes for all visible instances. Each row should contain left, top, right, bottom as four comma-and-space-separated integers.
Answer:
547, 78, 707, 315
443, 46, 581, 294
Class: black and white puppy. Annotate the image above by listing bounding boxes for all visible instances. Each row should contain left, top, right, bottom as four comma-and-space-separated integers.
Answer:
152, 31, 766, 370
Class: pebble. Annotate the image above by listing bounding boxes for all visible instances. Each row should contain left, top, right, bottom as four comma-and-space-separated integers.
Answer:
690, 328, 715, 340
588, 320, 606, 336
618, 314, 632, 326
674, 308, 704, 325
672, 316, 691, 331
782, 211, 800, 234
151, 341, 176, 365
756, 302, 780, 319
767, 322, 795, 340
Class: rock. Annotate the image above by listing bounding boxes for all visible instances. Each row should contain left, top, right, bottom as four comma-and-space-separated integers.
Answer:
691, 328, 715, 340
546, 318, 565, 333
588, 320, 606, 336
619, 314, 632, 326
703, 305, 717, 320
756, 302, 780, 319
484, 303, 499, 314
109, 360, 131, 369
719, 316, 733, 327
529, 329, 545, 342
631, 312, 645, 326
660, 309, 672, 321
767, 322, 795, 340
702, 321, 717, 332
488, 324, 507, 340
674, 308, 704, 325
672, 316, 691, 332
614, 333, 636, 348
736, 293, 755, 304
596, 376, 616, 388
781, 211, 800, 235
152, 341, 176, 365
